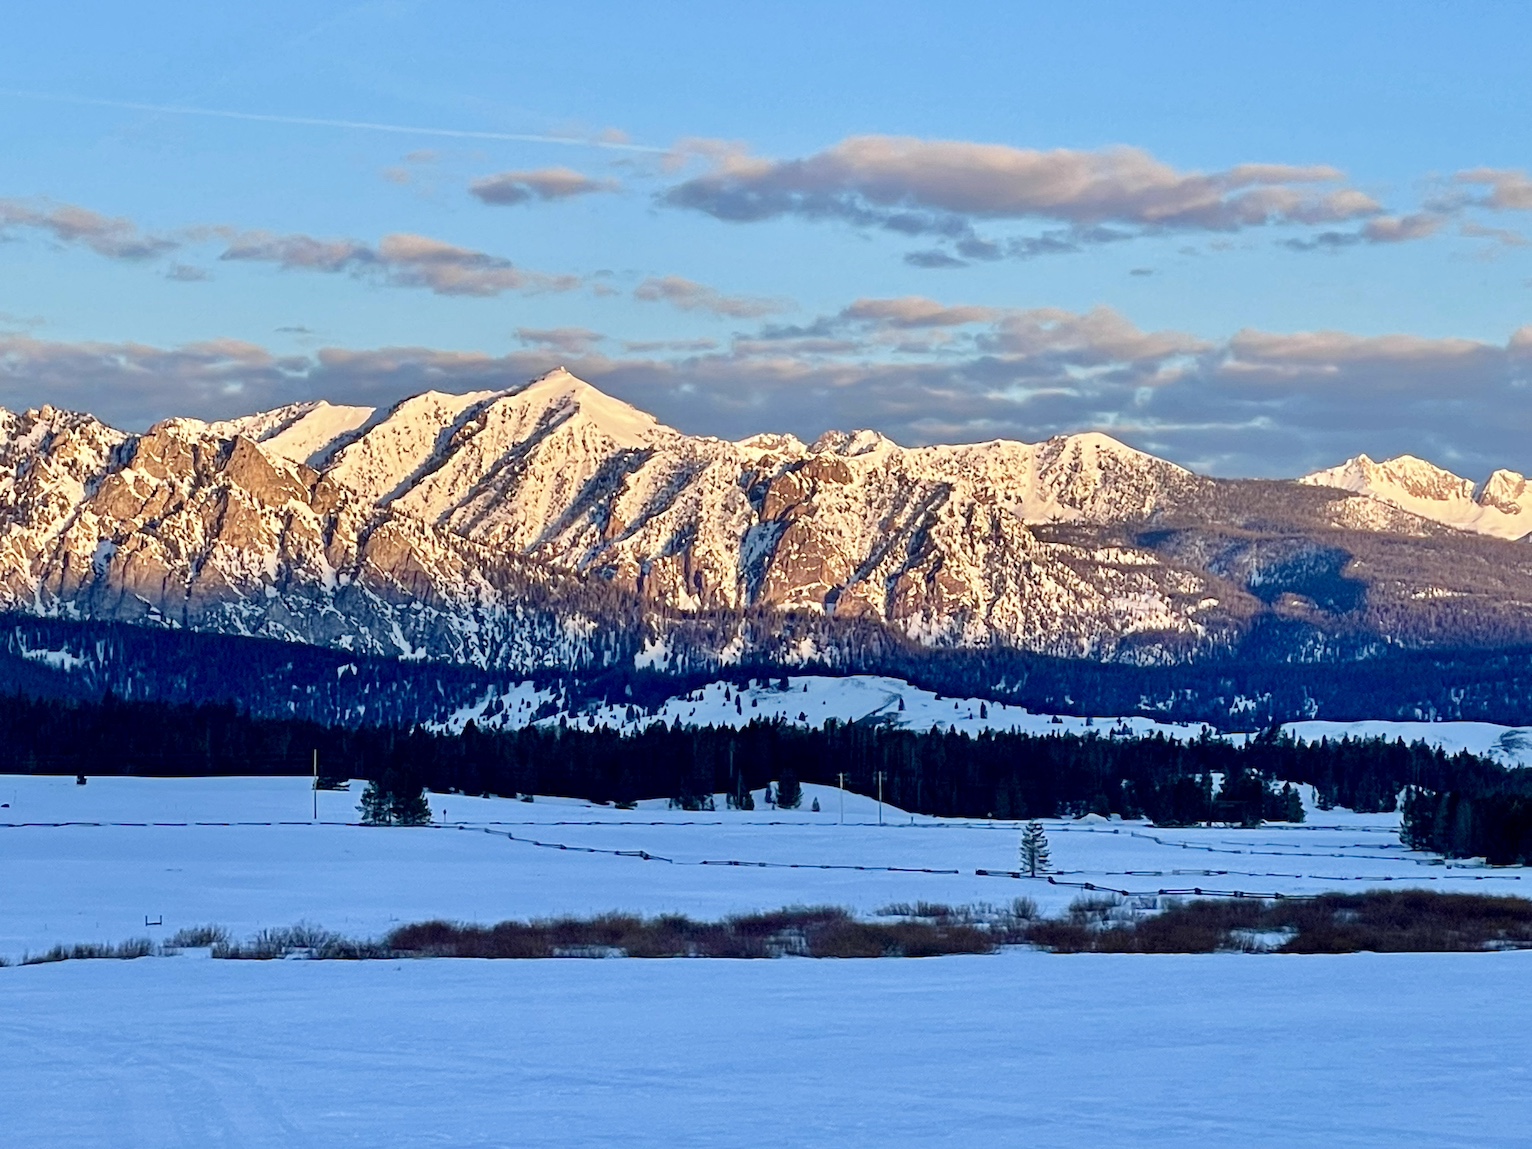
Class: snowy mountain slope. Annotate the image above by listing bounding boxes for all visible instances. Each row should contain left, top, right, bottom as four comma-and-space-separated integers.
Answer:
1301, 453, 1532, 540
2, 369, 1532, 670
241, 401, 374, 468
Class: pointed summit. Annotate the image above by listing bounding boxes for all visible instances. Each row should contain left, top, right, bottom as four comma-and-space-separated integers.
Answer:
507, 368, 666, 449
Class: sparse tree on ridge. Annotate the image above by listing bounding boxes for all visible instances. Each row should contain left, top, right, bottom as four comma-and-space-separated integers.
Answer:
1020, 821, 1051, 877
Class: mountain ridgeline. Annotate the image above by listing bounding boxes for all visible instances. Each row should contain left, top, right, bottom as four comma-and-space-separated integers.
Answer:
4, 368, 1532, 724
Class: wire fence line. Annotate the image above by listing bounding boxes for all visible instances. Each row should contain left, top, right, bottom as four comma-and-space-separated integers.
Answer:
1, 818, 1523, 897
975, 871, 1318, 900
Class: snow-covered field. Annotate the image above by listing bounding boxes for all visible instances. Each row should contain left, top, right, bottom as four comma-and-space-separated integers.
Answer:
444, 673, 1532, 768
2, 774, 1528, 961
4, 951, 1529, 1148
5, 773, 1530, 1148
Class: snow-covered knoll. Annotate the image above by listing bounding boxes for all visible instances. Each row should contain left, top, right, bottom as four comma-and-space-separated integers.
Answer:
1301, 452, 1532, 540
444, 673, 1217, 741
441, 672, 1532, 769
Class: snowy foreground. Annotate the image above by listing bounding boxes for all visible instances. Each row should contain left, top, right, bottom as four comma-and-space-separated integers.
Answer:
5, 774, 1532, 1148
3, 952, 1529, 1148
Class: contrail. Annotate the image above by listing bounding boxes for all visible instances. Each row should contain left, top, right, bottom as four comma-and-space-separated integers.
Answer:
1, 89, 664, 153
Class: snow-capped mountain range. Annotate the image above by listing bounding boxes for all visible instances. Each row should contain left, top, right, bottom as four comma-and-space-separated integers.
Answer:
2, 368, 1532, 673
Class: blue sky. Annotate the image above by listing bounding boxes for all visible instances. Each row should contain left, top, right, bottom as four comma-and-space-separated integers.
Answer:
1, 1, 1529, 477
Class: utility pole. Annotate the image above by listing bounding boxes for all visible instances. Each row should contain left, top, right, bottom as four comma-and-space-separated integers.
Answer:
312, 748, 318, 822
874, 770, 886, 827
836, 771, 846, 825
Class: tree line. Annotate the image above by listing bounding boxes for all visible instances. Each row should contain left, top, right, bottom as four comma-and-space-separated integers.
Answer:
4, 688, 1529, 839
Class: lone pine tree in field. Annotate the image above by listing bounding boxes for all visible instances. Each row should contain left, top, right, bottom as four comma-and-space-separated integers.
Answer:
358, 769, 432, 826
358, 780, 391, 825
1019, 821, 1051, 877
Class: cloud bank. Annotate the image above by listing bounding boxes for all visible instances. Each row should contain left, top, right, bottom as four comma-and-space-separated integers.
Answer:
5, 306, 1528, 480
663, 136, 1385, 262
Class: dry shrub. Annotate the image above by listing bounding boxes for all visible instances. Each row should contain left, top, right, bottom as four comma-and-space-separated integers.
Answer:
1022, 890, 1532, 953
385, 907, 997, 960
220, 923, 388, 960
166, 925, 230, 949
22, 938, 154, 965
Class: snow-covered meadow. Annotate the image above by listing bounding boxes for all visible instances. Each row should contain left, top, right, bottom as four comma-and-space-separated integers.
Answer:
5, 772, 1531, 1147
5, 773, 1530, 962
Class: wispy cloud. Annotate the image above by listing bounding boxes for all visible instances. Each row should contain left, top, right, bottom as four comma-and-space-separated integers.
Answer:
0, 88, 663, 153
0, 194, 583, 296
218, 230, 581, 296
0, 198, 177, 260
633, 275, 789, 318
1457, 168, 1532, 211
1286, 211, 1450, 250
516, 326, 605, 353
470, 167, 620, 205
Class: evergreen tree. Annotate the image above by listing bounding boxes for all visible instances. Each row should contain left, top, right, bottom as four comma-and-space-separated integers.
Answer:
358, 780, 391, 825
360, 770, 431, 825
776, 771, 802, 809
390, 779, 433, 825
1020, 821, 1051, 877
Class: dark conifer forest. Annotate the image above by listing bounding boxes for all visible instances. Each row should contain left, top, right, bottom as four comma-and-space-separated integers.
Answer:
17, 612, 1532, 731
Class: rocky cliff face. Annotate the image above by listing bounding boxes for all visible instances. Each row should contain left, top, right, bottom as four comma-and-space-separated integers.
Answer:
2, 369, 1532, 672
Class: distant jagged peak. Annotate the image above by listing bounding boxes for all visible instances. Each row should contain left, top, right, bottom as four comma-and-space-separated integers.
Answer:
0, 403, 126, 462
260, 401, 375, 469
735, 430, 807, 459
1301, 452, 1532, 540
144, 414, 221, 442
809, 428, 897, 458
1478, 468, 1530, 513
1302, 452, 1476, 502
